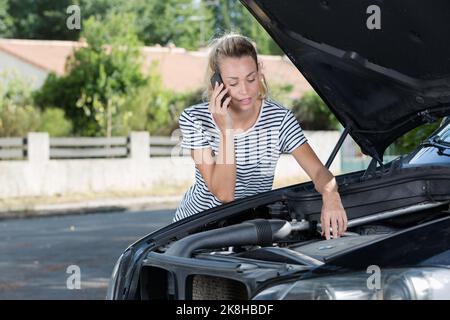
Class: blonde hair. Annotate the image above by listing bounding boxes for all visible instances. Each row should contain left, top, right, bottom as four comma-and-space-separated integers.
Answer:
203, 32, 269, 102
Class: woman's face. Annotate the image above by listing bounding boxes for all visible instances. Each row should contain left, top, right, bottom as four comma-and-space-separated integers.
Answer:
219, 55, 261, 110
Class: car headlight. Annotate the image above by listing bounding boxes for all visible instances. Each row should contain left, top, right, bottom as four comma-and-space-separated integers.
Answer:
106, 253, 124, 300
253, 267, 450, 300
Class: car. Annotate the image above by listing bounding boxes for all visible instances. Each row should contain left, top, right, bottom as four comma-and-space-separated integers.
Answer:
107, 0, 450, 300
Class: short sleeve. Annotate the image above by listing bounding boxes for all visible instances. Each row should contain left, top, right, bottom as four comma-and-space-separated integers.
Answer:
279, 110, 308, 153
179, 110, 210, 149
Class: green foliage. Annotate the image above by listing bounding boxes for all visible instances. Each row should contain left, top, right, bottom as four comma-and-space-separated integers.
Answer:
34, 10, 204, 138
0, 71, 72, 137
267, 82, 294, 107
5, 0, 294, 138
290, 91, 340, 130
37, 108, 73, 137
34, 73, 93, 135
391, 121, 442, 155
125, 62, 204, 136
210, 0, 283, 55
80, 0, 126, 19
0, 0, 13, 37
35, 11, 146, 137
119, 0, 214, 50
73, 12, 146, 137
0, 71, 40, 136
6, 0, 81, 40
0, 104, 40, 137
3, 0, 283, 55
5, 0, 132, 40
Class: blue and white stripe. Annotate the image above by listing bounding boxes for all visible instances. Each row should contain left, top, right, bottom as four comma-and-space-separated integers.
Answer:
173, 99, 307, 222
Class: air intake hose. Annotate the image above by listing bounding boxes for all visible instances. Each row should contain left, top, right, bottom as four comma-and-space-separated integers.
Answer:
166, 219, 291, 258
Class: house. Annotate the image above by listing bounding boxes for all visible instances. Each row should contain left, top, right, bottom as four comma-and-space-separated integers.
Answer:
0, 38, 312, 97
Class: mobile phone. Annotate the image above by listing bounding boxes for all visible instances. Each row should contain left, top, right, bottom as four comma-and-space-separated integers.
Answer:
210, 72, 230, 107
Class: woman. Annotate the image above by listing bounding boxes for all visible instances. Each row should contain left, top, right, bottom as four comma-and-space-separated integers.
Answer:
173, 33, 347, 240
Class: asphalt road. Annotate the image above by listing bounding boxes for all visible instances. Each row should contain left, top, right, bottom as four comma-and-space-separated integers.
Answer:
0, 207, 175, 300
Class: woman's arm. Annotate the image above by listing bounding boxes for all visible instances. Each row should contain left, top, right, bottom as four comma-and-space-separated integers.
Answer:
191, 129, 236, 203
190, 82, 236, 203
291, 142, 348, 240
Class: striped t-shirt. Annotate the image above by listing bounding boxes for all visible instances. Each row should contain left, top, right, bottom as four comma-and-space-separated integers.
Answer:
173, 99, 307, 222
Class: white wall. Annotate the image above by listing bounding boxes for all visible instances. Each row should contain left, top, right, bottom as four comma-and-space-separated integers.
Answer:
274, 130, 341, 187
0, 51, 49, 89
0, 131, 341, 198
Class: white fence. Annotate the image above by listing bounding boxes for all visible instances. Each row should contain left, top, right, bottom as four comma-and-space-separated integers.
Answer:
0, 131, 342, 198
0, 133, 184, 160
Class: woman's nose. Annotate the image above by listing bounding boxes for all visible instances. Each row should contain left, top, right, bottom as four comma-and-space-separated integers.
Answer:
239, 82, 248, 95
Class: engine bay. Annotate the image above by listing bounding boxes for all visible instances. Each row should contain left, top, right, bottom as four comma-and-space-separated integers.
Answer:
140, 195, 450, 299
132, 164, 450, 300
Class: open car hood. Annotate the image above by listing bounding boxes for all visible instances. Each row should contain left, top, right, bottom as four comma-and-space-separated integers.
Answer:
241, 0, 450, 161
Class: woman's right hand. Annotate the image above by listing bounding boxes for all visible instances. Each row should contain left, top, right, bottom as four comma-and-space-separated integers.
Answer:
210, 82, 233, 134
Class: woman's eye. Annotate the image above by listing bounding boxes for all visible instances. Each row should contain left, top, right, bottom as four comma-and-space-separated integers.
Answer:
248, 78, 256, 82
229, 83, 237, 87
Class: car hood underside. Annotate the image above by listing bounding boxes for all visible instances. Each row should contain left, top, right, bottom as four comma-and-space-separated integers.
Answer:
240, 0, 450, 161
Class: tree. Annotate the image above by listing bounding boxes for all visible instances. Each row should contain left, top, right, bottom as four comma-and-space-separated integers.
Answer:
0, 70, 40, 136
392, 121, 442, 155
118, 0, 213, 50
35, 11, 147, 137
0, 70, 72, 137
291, 91, 340, 130
0, 0, 13, 37
123, 61, 204, 136
4, 0, 281, 54
80, 0, 126, 19
207, 0, 283, 55
6, 0, 82, 40
4, 0, 128, 40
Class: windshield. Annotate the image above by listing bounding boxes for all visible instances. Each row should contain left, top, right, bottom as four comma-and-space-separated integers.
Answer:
435, 121, 450, 144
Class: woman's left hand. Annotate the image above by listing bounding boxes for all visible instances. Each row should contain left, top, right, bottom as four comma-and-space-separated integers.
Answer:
320, 191, 348, 240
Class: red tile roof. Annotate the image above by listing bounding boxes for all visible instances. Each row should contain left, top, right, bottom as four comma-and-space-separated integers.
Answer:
0, 38, 312, 98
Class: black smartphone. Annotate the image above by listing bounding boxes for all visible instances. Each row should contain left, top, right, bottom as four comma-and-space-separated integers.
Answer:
210, 72, 230, 107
